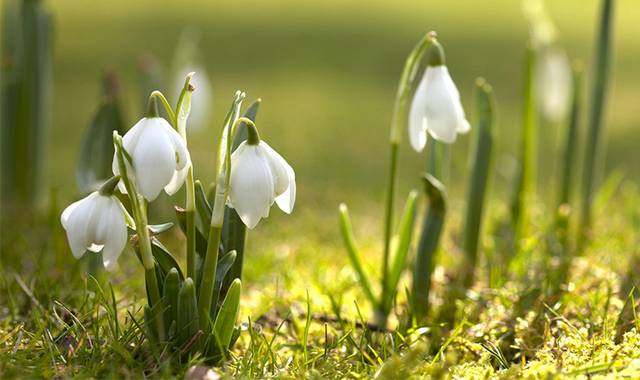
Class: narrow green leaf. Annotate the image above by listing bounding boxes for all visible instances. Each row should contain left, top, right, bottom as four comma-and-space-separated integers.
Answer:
385, 190, 419, 312
557, 63, 583, 209
338, 204, 377, 307
194, 179, 212, 232
211, 250, 237, 317
175, 206, 209, 258
163, 268, 180, 338
579, 0, 614, 241
148, 222, 174, 235
510, 43, 537, 248
144, 305, 159, 347
213, 278, 242, 352
177, 278, 199, 348
412, 174, 446, 321
461, 79, 495, 289
151, 237, 184, 281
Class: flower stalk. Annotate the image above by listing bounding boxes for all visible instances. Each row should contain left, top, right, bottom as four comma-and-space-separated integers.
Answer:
113, 131, 165, 341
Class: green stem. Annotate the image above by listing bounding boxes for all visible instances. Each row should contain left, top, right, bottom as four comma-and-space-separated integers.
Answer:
579, 0, 614, 242
198, 224, 222, 329
149, 90, 176, 124
198, 107, 250, 330
381, 142, 398, 320
113, 133, 165, 341
186, 166, 196, 279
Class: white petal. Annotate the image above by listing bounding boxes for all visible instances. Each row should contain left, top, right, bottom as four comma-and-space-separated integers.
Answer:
62, 192, 100, 259
113, 118, 148, 194
165, 164, 190, 195
100, 198, 128, 271
423, 66, 464, 144
229, 143, 275, 229
161, 120, 191, 171
260, 142, 297, 214
61, 199, 82, 228
130, 119, 177, 201
457, 118, 471, 134
260, 142, 290, 195
275, 163, 296, 214
408, 75, 429, 152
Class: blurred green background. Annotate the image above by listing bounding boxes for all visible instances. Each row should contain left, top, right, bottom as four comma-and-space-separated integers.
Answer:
47, 0, 638, 212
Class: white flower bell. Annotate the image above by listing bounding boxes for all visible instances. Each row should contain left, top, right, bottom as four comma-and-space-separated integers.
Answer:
408, 35, 470, 150
60, 177, 127, 271
228, 125, 296, 229
112, 99, 191, 201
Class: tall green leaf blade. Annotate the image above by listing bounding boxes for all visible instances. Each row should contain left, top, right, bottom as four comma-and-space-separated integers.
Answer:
385, 190, 418, 312
412, 174, 446, 321
338, 204, 377, 307
213, 278, 241, 353
461, 79, 495, 289
579, 0, 615, 242
163, 268, 180, 339
177, 278, 199, 348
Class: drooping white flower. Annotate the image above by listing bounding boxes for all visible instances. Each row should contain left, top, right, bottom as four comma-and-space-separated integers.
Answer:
228, 139, 296, 229
60, 191, 127, 271
409, 66, 470, 150
408, 36, 469, 151
112, 116, 191, 201
537, 48, 571, 122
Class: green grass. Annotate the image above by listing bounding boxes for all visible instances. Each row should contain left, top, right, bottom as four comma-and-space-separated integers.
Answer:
2, 0, 640, 378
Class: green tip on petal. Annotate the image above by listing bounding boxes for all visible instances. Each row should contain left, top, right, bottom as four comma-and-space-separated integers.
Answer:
99, 175, 121, 196
246, 123, 261, 145
425, 31, 446, 66
146, 94, 160, 118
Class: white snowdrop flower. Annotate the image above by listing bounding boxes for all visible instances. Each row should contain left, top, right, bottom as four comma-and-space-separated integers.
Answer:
228, 126, 295, 229
112, 103, 191, 201
60, 178, 127, 271
408, 35, 470, 151
537, 48, 571, 122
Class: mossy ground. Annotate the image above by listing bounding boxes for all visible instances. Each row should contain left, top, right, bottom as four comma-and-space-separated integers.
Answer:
1, 179, 638, 379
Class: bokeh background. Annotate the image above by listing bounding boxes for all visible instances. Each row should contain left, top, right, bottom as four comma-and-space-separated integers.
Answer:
47, 0, 638, 218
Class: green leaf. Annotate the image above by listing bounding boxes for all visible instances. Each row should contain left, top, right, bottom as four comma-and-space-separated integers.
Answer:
148, 222, 174, 235
143, 305, 159, 347
412, 174, 447, 321
194, 180, 212, 233
151, 237, 184, 281
213, 278, 242, 352
461, 79, 495, 289
338, 204, 377, 308
175, 206, 209, 258
211, 250, 237, 316
76, 74, 126, 193
385, 190, 418, 311
177, 278, 199, 348
163, 268, 180, 338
